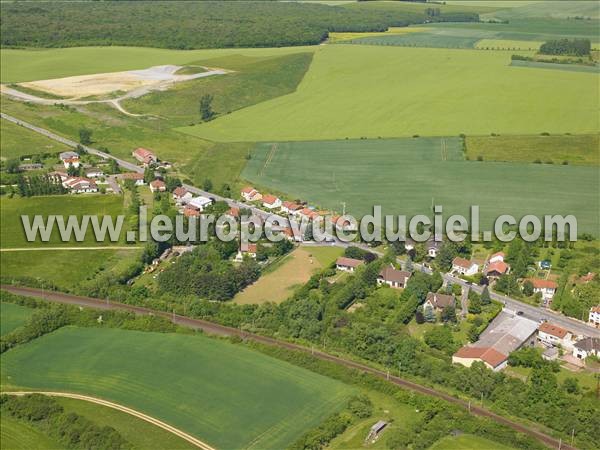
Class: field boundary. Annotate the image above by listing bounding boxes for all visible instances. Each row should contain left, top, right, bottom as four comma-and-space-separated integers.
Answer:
2, 391, 215, 450
0, 247, 143, 252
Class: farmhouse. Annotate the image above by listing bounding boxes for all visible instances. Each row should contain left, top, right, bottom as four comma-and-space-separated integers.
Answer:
424, 292, 455, 312
528, 278, 558, 301
452, 257, 479, 276
377, 266, 411, 289
120, 172, 145, 186
588, 306, 600, 328
537, 322, 573, 349
572, 337, 600, 360
149, 179, 167, 193
336, 257, 363, 272
62, 177, 98, 194
453, 310, 538, 371
132, 147, 157, 166
189, 196, 213, 212
281, 201, 302, 214
262, 194, 282, 210
173, 187, 193, 204
241, 186, 262, 201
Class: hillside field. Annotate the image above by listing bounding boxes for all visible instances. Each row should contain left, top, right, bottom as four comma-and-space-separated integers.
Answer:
0, 416, 59, 450
180, 45, 600, 142
0, 118, 69, 160
242, 137, 599, 234
429, 433, 516, 450
0, 302, 35, 335
0, 326, 353, 450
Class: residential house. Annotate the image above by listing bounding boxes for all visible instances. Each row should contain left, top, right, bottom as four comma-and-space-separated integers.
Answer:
427, 239, 442, 258
377, 266, 411, 289
572, 337, 600, 360
588, 306, 600, 328
528, 278, 558, 302
62, 177, 98, 194
298, 208, 319, 221
489, 252, 505, 264
537, 322, 573, 350
149, 179, 167, 193
183, 205, 200, 218
281, 201, 302, 215
336, 257, 363, 272
262, 194, 282, 210
452, 257, 479, 276
424, 292, 455, 312
132, 147, 157, 166
85, 168, 104, 178
484, 261, 510, 279
61, 154, 80, 169
225, 207, 240, 219
241, 186, 262, 202
235, 243, 257, 261
189, 196, 213, 212
173, 187, 193, 204
453, 310, 538, 371
120, 172, 145, 186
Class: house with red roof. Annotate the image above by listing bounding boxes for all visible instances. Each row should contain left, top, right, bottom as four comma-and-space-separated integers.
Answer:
241, 186, 262, 202
489, 252, 505, 264
183, 205, 200, 217
120, 172, 145, 186
452, 346, 508, 371
262, 194, 282, 210
377, 266, 411, 289
528, 278, 558, 301
451, 257, 479, 276
281, 201, 302, 214
62, 177, 98, 194
336, 257, 363, 273
484, 260, 510, 279
538, 322, 573, 349
149, 179, 166, 193
173, 187, 193, 204
132, 147, 157, 166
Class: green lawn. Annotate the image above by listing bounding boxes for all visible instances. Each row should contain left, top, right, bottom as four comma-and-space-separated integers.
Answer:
56, 397, 196, 450
429, 433, 516, 450
0, 302, 35, 336
0, 118, 69, 160
1, 326, 353, 450
179, 45, 599, 142
466, 134, 600, 166
241, 137, 599, 234
0, 416, 59, 450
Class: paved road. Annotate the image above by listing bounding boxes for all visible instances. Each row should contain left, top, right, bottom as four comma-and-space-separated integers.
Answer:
0, 285, 575, 450
4, 391, 214, 450
2, 112, 598, 339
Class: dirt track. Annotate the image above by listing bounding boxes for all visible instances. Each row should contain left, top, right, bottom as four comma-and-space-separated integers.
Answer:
0, 285, 573, 450
3, 391, 215, 450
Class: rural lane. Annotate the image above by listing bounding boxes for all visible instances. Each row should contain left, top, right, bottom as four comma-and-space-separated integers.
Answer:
0, 285, 575, 450
1, 112, 597, 339
3, 391, 215, 450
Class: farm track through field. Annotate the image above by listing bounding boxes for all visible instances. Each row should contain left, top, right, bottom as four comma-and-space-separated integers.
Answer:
259, 143, 278, 176
0, 285, 575, 450
2, 391, 215, 450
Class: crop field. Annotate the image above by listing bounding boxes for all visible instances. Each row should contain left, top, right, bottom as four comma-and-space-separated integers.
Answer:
180, 45, 600, 142
0, 118, 69, 160
242, 137, 599, 234
480, 0, 600, 21
510, 59, 600, 74
475, 39, 543, 50
0, 302, 35, 335
429, 434, 516, 450
234, 246, 341, 305
465, 134, 600, 165
1, 326, 353, 450
346, 33, 481, 49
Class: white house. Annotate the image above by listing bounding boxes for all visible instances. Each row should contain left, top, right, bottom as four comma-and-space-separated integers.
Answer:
452, 257, 479, 276
235, 243, 257, 261
149, 179, 167, 193
336, 257, 363, 272
572, 337, 600, 360
537, 322, 573, 350
281, 201, 302, 215
424, 292, 455, 312
377, 266, 411, 289
63, 177, 98, 194
528, 278, 558, 301
588, 306, 600, 329
85, 167, 104, 178
189, 196, 213, 212
121, 172, 145, 186
132, 147, 157, 166
59, 151, 80, 169
241, 186, 262, 202
427, 240, 441, 258
173, 187, 193, 204
489, 251, 505, 264
262, 194, 282, 210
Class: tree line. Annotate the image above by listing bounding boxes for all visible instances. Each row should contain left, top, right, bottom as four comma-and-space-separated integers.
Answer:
539, 38, 591, 56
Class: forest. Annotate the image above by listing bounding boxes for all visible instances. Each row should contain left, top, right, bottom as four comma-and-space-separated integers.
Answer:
0, 2, 479, 49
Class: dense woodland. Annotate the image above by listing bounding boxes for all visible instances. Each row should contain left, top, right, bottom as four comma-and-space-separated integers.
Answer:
539, 38, 592, 56
0, 2, 478, 49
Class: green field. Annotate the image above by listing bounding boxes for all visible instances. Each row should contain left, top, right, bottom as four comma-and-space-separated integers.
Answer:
0, 46, 313, 83
0, 302, 35, 335
242, 137, 599, 234
0, 118, 69, 160
466, 134, 600, 165
347, 33, 481, 49
0, 416, 59, 450
1, 326, 353, 450
429, 433, 516, 450
180, 45, 599, 142
481, 1, 600, 21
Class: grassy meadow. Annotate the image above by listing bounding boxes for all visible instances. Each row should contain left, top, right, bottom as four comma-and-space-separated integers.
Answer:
180, 45, 599, 142
429, 433, 516, 450
0, 416, 59, 450
0, 119, 69, 160
1, 326, 353, 450
242, 137, 599, 234
0, 302, 35, 335
466, 134, 600, 165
